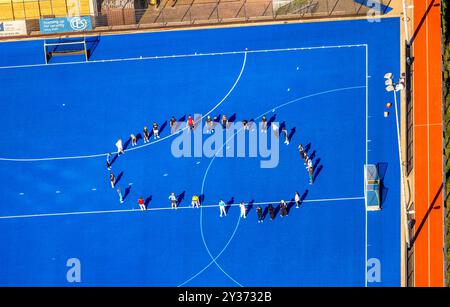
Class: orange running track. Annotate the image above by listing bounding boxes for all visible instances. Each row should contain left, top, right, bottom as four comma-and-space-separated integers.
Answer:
412, 0, 444, 287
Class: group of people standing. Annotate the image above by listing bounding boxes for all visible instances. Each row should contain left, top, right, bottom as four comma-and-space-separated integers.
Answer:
298, 144, 314, 185
104, 112, 315, 216
218, 191, 303, 223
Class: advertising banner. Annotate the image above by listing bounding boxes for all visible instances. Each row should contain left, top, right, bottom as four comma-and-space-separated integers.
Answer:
0, 20, 27, 37
40, 17, 92, 34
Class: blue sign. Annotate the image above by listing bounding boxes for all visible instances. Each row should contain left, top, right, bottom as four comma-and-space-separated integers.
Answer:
40, 17, 92, 34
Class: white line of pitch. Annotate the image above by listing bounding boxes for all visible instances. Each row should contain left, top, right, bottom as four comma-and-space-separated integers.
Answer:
0, 51, 248, 162
364, 44, 369, 288
0, 84, 365, 163
0, 44, 366, 70
0, 196, 364, 220
413, 123, 442, 127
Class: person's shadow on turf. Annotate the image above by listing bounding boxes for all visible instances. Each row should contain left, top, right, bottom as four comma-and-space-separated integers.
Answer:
123, 184, 132, 201
177, 191, 186, 207
304, 142, 311, 155
267, 114, 277, 129
123, 138, 132, 151
110, 153, 119, 167
261, 206, 269, 221
159, 120, 168, 135
288, 127, 296, 142
115, 171, 124, 186
225, 197, 234, 214
144, 195, 152, 210
313, 165, 324, 182
246, 199, 254, 215
273, 203, 281, 218
286, 199, 296, 215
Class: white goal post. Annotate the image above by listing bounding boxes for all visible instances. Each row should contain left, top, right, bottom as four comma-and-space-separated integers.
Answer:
43, 37, 88, 64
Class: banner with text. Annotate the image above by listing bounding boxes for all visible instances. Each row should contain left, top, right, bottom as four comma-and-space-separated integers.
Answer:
40, 17, 92, 34
0, 20, 27, 37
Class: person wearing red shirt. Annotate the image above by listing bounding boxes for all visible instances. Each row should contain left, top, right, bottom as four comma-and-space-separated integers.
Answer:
187, 115, 194, 130
138, 197, 146, 211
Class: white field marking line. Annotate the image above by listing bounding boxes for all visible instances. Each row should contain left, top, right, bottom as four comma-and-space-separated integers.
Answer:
413, 123, 442, 127
0, 44, 366, 71
178, 207, 242, 287
194, 124, 248, 287
0, 46, 365, 162
0, 197, 365, 220
426, 0, 430, 286
0, 84, 366, 163
182, 81, 367, 286
0, 51, 247, 162
365, 44, 369, 288
126, 51, 247, 153
191, 97, 284, 286
0, 84, 366, 217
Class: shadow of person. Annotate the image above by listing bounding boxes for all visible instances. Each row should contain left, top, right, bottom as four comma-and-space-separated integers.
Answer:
273, 204, 280, 218
261, 206, 269, 221
177, 191, 186, 206
123, 137, 131, 150
313, 158, 321, 170
301, 189, 309, 203
159, 120, 168, 135
228, 113, 237, 123
304, 142, 311, 154
313, 165, 323, 182
267, 114, 277, 129
246, 199, 254, 215
144, 195, 152, 209
110, 153, 119, 166
286, 198, 296, 215
123, 184, 132, 201
225, 197, 235, 214
136, 133, 142, 142
115, 171, 124, 186
288, 127, 296, 141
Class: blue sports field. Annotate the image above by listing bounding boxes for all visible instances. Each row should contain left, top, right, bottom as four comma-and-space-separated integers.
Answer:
0, 17, 401, 286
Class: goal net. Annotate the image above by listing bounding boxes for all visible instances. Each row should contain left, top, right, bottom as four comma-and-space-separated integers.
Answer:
44, 37, 88, 64
364, 164, 381, 211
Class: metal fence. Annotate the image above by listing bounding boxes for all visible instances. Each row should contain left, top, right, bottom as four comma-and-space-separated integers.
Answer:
92, 0, 377, 29
405, 42, 413, 175
2, 0, 393, 37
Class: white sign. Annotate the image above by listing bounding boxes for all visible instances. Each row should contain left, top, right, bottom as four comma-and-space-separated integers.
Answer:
0, 20, 27, 37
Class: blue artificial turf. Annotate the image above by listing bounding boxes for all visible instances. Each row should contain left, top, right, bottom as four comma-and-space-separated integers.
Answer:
0, 17, 400, 286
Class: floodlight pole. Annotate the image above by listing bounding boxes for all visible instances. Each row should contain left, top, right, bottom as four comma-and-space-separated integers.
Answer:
390, 78, 411, 248
401, 0, 410, 45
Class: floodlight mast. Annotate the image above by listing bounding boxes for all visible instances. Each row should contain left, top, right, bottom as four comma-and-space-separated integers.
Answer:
402, 0, 410, 45
384, 73, 410, 247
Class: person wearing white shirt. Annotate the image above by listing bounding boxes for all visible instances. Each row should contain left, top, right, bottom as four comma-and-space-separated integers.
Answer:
116, 138, 124, 155
169, 192, 177, 209
219, 200, 227, 217
295, 191, 301, 208
306, 158, 313, 170
239, 202, 246, 219
272, 122, 279, 137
